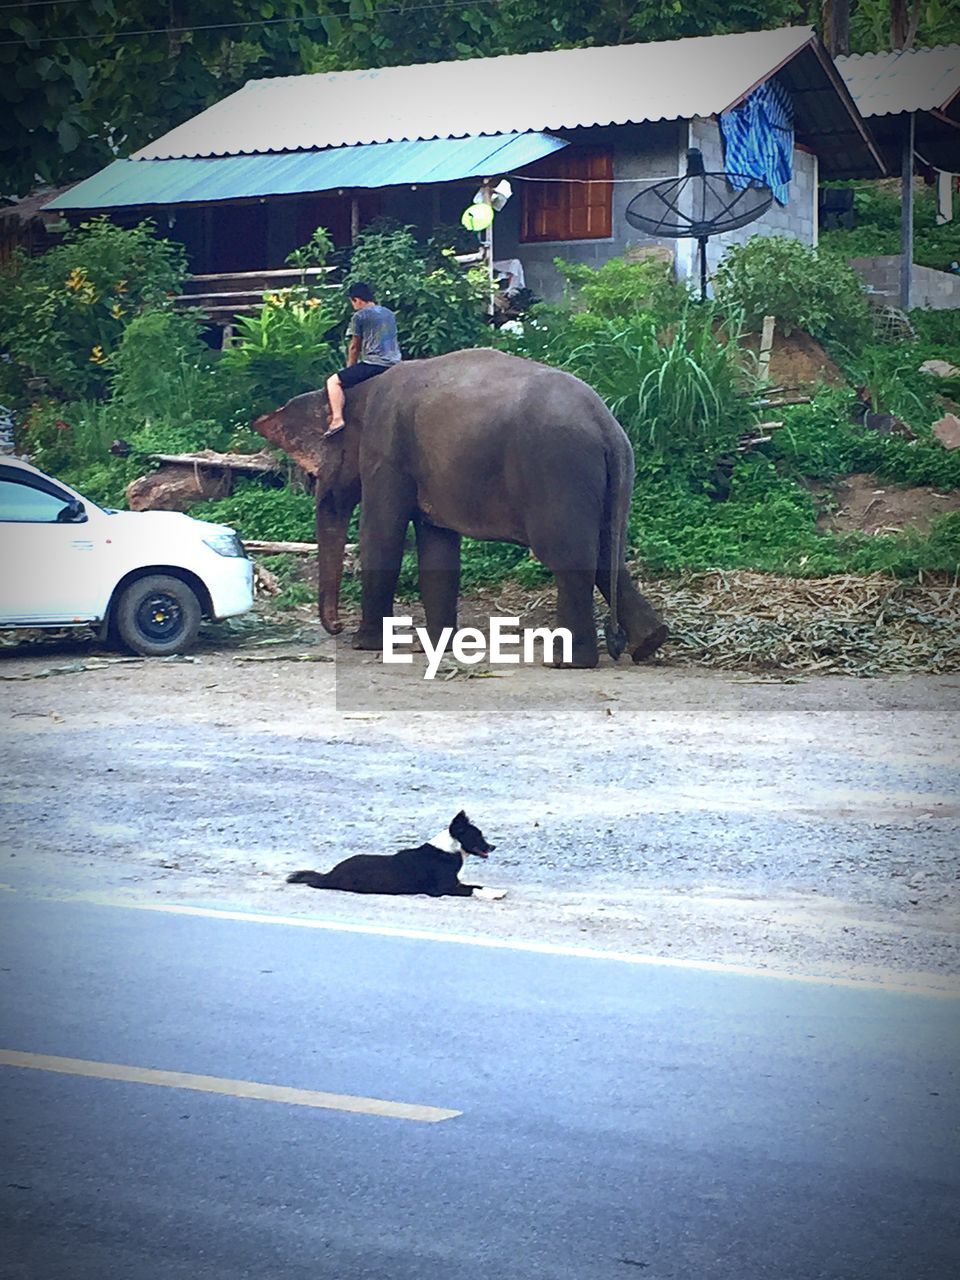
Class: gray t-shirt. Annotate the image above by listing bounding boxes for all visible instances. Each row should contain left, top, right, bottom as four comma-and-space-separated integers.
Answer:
347, 304, 402, 367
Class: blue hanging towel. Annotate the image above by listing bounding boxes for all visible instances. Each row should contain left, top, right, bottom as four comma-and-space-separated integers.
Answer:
719, 79, 794, 206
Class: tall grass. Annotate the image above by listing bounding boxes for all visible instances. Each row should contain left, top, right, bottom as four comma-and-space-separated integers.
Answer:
528, 304, 759, 458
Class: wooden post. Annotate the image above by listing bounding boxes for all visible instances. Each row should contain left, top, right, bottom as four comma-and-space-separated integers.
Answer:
482, 179, 495, 318
900, 111, 915, 312
350, 197, 360, 243
936, 170, 953, 225
759, 315, 776, 383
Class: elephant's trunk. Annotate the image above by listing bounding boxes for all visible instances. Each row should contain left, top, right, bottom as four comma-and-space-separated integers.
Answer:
316, 493, 351, 635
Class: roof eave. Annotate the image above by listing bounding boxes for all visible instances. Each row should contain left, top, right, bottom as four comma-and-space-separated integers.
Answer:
804, 39, 887, 175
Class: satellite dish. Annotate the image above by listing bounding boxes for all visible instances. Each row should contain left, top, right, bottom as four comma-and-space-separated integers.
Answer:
625, 149, 773, 300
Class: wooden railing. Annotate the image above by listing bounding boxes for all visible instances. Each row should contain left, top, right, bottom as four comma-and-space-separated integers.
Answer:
175, 251, 490, 328
174, 266, 335, 323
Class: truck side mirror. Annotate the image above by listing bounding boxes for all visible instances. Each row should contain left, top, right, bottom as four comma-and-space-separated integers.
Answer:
57, 498, 87, 524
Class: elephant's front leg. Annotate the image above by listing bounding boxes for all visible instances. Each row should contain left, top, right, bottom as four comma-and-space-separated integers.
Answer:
354, 479, 416, 650
553, 570, 600, 668
415, 519, 461, 646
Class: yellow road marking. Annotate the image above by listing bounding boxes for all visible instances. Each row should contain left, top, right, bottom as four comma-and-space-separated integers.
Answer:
0, 1050, 460, 1123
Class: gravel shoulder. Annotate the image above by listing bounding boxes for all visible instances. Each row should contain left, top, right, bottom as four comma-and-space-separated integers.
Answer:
2, 620, 958, 997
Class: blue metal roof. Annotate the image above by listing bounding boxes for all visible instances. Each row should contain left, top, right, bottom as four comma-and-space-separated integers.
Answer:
47, 132, 568, 211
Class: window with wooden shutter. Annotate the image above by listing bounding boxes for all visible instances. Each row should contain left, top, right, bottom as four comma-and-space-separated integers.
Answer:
520, 148, 613, 243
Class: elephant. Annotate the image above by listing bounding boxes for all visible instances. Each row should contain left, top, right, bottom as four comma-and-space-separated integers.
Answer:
253, 348, 667, 668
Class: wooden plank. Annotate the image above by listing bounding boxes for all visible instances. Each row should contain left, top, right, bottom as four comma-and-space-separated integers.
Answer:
243, 540, 360, 557
184, 266, 333, 285
147, 452, 282, 473
174, 290, 272, 303
174, 304, 263, 317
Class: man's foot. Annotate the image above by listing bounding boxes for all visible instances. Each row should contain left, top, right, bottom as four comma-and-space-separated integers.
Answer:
323, 421, 345, 438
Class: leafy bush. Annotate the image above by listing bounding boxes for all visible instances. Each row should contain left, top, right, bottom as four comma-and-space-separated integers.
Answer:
555, 254, 691, 324
0, 217, 186, 397
629, 461, 827, 574
18, 399, 92, 475
909, 307, 960, 353
839, 343, 944, 428
506, 300, 757, 468
220, 285, 341, 417
193, 481, 316, 542
712, 235, 874, 353
344, 225, 490, 357
109, 309, 251, 455
768, 392, 960, 490
18, 398, 140, 505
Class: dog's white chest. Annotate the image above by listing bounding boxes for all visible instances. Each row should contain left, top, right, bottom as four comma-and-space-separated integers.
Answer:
429, 829, 465, 868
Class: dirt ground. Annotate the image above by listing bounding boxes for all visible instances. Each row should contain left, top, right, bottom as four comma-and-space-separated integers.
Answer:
813, 471, 960, 537
2, 614, 958, 997
740, 328, 844, 389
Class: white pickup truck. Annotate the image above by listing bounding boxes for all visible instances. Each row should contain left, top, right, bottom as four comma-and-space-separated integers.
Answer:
0, 456, 254, 655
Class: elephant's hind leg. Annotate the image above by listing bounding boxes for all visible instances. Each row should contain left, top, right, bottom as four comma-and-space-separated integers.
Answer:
415, 519, 461, 646
595, 564, 668, 662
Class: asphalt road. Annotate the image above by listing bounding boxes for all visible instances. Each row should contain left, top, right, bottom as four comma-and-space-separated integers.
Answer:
1, 894, 957, 1280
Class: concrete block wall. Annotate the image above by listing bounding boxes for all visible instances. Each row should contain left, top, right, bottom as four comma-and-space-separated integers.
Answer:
848, 256, 960, 310
493, 116, 819, 301
686, 116, 818, 285
492, 121, 685, 301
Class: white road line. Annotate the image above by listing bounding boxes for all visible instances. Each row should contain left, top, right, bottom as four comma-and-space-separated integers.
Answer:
70, 895, 960, 999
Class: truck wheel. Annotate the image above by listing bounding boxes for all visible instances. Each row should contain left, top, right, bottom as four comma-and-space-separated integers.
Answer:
115, 575, 202, 657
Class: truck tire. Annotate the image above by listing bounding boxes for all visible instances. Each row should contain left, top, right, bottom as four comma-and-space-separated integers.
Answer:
115, 574, 202, 657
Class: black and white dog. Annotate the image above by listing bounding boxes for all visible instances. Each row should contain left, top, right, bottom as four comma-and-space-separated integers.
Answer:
286, 811, 505, 899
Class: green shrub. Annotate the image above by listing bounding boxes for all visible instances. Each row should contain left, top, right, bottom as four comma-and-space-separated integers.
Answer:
19, 399, 88, 475
459, 539, 548, 591
192, 480, 316, 541
110, 309, 250, 455
506, 300, 757, 468
769, 392, 960, 489
909, 307, 960, 353
839, 343, 943, 428
555, 254, 691, 324
343, 225, 491, 357
629, 463, 831, 574
713, 235, 874, 352
62, 457, 142, 509
0, 217, 186, 397
220, 286, 342, 417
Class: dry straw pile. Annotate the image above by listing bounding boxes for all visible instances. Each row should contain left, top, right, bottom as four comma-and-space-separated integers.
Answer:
480, 572, 960, 677
643, 571, 960, 676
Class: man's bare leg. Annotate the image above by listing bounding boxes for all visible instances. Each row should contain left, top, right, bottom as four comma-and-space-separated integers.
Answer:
325, 373, 346, 434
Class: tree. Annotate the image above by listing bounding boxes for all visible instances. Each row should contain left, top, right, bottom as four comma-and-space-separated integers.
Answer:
889, 0, 923, 48
850, 0, 960, 52
822, 0, 852, 55
0, 2, 329, 199
2, 0, 852, 202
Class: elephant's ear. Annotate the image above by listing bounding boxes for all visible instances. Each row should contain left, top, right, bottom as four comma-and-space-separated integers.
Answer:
252, 391, 332, 477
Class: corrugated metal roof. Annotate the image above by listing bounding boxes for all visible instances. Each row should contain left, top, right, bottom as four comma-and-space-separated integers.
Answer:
135, 26, 818, 160
837, 46, 960, 117
46, 132, 568, 211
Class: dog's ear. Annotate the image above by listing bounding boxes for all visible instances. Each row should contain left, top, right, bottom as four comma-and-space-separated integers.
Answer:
451, 809, 468, 826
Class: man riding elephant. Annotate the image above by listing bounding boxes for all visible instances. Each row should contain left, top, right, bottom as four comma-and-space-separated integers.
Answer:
323, 281, 401, 438
255, 348, 667, 669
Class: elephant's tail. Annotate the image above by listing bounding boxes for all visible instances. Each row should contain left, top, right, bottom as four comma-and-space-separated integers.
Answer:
602, 443, 634, 661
